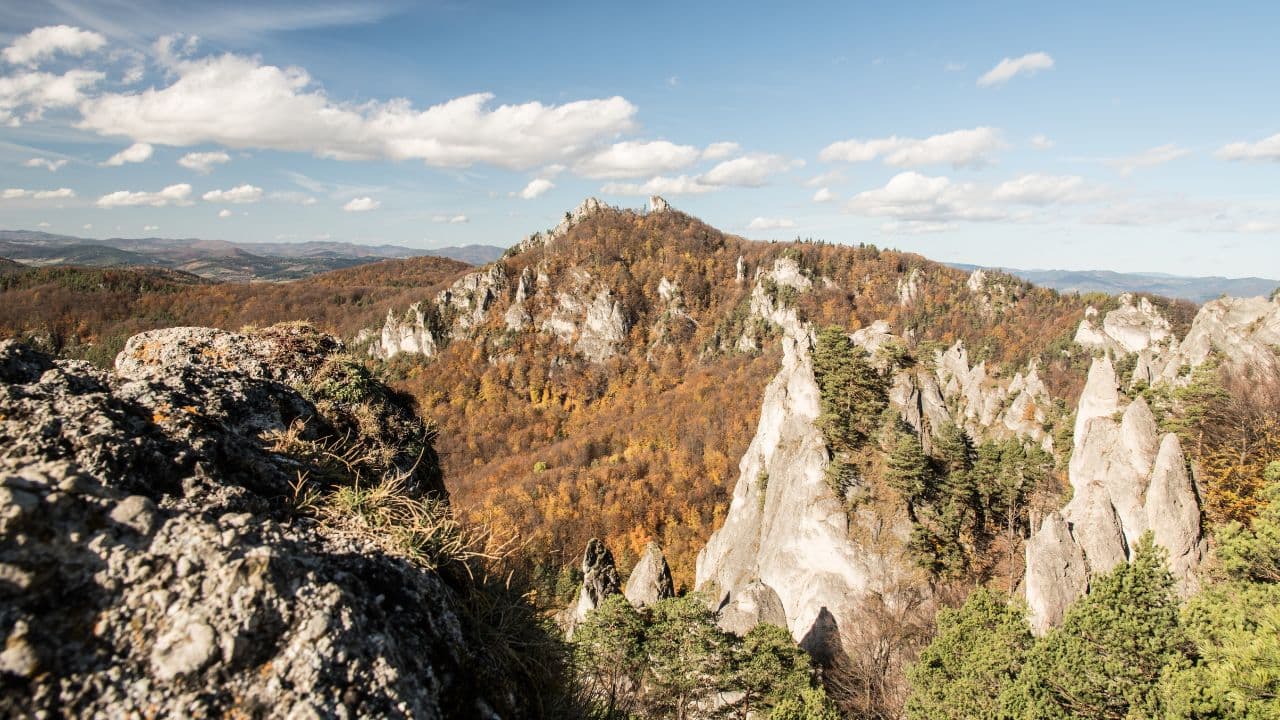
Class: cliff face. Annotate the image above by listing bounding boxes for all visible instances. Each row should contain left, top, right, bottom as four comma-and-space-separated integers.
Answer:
1024, 355, 1204, 633
696, 317, 912, 654
0, 326, 535, 718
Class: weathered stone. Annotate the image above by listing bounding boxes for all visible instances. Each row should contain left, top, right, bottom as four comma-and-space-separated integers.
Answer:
1024, 513, 1088, 635
623, 542, 674, 608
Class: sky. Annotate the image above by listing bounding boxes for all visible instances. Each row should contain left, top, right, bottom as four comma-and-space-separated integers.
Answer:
1, 0, 1279, 277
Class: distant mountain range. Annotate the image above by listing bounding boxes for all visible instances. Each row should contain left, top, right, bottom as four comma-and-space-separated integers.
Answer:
0, 230, 506, 282
949, 263, 1279, 304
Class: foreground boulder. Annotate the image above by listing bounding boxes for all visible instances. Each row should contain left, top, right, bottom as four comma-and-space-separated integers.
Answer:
0, 325, 543, 719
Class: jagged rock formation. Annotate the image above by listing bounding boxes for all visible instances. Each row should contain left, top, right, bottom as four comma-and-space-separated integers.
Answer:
648, 195, 672, 213
697, 318, 915, 652
623, 542, 675, 608
571, 538, 622, 627
1024, 355, 1204, 633
1157, 293, 1280, 381
1074, 293, 1174, 356
0, 326, 529, 718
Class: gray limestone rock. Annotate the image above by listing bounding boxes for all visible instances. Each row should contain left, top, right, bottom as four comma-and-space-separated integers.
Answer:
623, 542, 675, 608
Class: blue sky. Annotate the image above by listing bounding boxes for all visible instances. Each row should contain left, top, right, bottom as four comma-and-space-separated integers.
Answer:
2, 1, 1279, 277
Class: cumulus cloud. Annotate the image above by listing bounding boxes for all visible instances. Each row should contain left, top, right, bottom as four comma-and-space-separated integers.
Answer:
218, 209, 232, 218
3, 25, 107, 66
747, 217, 796, 230
701, 142, 740, 160
573, 140, 701, 179
516, 178, 554, 199
813, 187, 835, 203
96, 183, 192, 207
23, 157, 66, 171
202, 184, 262, 203
1216, 132, 1280, 162
0, 68, 104, 124
342, 196, 380, 212
1, 187, 76, 200
432, 214, 468, 224
847, 171, 1004, 223
102, 142, 153, 166
820, 127, 1004, 168
977, 52, 1055, 87
601, 175, 717, 196
77, 52, 637, 169
1107, 143, 1189, 176
178, 150, 230, 173
992, 174, 1106, 205
699, 153, 802, 187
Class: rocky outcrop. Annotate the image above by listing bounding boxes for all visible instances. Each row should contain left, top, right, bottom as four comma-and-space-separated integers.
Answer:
1024, 356, 1205, 634
378, 303, 439, 359
514, 197, 609, 255
0, 327, 531, 718
736, 257, 813, 352
648, 195, 672, 213
623, 542, 675, 608
569, 538, 622, 630
897, 268, 921, 306
1075, 294, 1173, 356
1158, 294, 1280, 381
697, 320, 915, 650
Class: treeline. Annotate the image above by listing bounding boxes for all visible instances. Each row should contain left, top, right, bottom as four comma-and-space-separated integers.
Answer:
0, 256, 469, 366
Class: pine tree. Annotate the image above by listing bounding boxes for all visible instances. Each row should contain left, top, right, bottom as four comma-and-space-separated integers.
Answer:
813, 325, 887, 454
731, 623, 823, 718
571, 594, 647, 719
643, 595, 731, 720
886, 430, 934, 511
905, 588, 1033, 720
1002, 534, 1187, 720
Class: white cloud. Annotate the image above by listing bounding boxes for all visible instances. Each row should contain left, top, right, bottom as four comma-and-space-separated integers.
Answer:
1217, 132, 1280, 162
432, 214, 469, 224
342, 196, 380, 212
102, 142, 153, 166
23, 157, 67, 171
77, 52, 637, 169
0, 68, 104, 124
37, 221, 50, 227
3, 25, 107, 66
699, 153, 802, 187
1107, 143, 1189, 176
992, 174, 1106, 205
1030, 134, 1054, 149
144, 225, 159, 231
747, 217, 796, 230
1, 187, 76, 200
573, 140, 701, 179
804, 170, 845, 187
202, 184, 263, 204
516, 178, 554, 199
977, 52, 1055, 87
96, 183, 192, 208
820, 127, 1004, 168
813, 187, 835, 203
601, 175, 717, 196
218, 208, 233, 218
82, 224, 92, 230
701, 141, 740, 160
178, 150, 230, 173
847, 171, 1004, 223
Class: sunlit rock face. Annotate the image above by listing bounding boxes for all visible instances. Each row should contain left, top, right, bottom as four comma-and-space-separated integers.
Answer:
1024, 356, 1204, 634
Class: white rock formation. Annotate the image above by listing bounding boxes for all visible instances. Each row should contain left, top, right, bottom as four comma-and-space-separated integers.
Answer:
1024, 356, 1204, 634
1075, 294, 1173, 356
897, 268, 921, 306
378, 303, 436, 359
577, 290, 629, 363
697, 318, 914, 651
648, 195, 672, 213
1158, 294, 1280, 381
623, 543, 675, 608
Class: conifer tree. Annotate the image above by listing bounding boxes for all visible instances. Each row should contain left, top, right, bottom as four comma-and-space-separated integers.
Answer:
905, 588, 1033, 720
